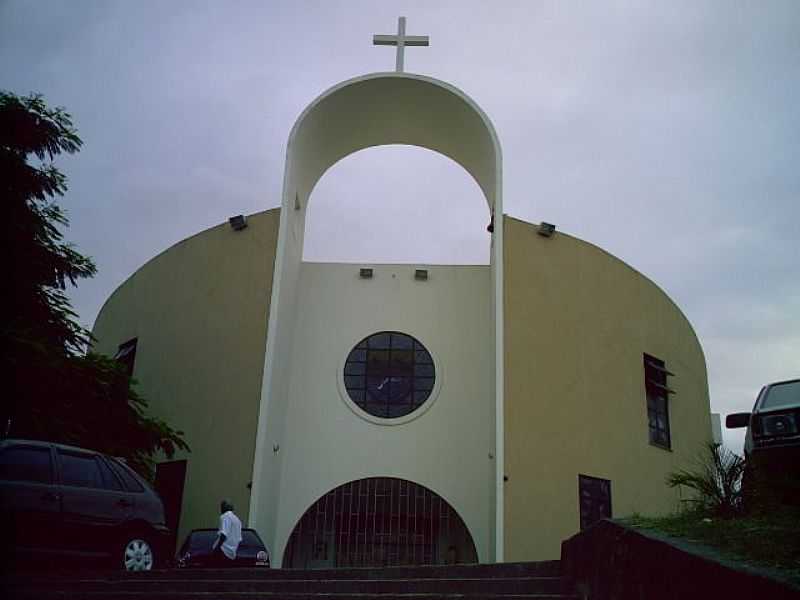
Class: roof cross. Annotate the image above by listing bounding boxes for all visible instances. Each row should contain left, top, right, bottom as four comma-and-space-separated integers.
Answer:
373, 17, 429, 72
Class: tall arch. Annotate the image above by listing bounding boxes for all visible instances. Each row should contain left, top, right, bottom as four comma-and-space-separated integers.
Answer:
250, 72, 506, 564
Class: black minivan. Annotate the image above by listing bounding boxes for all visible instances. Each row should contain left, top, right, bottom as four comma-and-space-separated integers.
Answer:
0, 439, 171, 571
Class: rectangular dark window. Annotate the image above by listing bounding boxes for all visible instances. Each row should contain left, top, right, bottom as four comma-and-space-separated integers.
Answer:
96, 457, 124, 491
644, 354, 674, 449
114, 338, 138, 377
107, 457, 145, 492
58, 451, 104, 488
579, 474, 611, 530
0, 446, 52, 484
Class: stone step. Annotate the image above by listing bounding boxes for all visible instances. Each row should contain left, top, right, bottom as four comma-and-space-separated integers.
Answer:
122, 561, 562, 581
11, 576, 570, 595
10, 593, 580, 600
3, 561, 578, 600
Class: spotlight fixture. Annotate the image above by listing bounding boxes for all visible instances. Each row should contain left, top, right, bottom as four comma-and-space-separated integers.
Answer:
538, 222, 556, 237
229, 215, 248, 231
359, 268, 374, 279
414, 269, 428, 281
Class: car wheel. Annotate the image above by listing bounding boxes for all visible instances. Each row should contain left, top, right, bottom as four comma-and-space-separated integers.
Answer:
121, 535, 155, 571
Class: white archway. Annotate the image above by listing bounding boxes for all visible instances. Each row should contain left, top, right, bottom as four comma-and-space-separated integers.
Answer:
251, 72, 506, 564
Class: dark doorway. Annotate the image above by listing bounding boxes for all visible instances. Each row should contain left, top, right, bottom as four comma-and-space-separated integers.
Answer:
578, 474, 612, 530
283, 477, 477, 568
154, 460, 187, 552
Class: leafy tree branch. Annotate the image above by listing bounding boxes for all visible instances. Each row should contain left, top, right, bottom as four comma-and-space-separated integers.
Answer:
1, 91, 188, 477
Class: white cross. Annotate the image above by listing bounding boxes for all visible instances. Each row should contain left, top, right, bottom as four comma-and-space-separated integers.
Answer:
373, 17, 429, 73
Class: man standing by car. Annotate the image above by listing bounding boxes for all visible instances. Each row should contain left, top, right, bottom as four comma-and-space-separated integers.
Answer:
211, 499, 242, 565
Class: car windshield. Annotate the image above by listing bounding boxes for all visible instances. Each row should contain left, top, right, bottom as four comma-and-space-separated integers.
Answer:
761, 380, 800, 410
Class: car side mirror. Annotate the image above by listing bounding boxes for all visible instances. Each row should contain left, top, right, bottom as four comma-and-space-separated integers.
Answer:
725, 413, 750, 429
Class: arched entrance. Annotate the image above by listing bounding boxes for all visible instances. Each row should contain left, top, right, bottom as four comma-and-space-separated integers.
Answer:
282, 477, 478, 568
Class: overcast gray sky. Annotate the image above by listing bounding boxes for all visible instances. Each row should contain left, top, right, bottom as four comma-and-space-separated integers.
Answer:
2, 1, 798, 453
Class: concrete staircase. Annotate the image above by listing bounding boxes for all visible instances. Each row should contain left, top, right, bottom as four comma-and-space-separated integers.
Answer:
6, 561, 579, 599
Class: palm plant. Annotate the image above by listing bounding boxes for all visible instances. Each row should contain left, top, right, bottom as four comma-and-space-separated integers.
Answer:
667, 442, 745, 518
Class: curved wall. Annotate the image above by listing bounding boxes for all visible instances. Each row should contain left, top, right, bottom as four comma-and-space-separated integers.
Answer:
92, 209, 280, 547
90, 208, 712, 563
503, 216, 711, 560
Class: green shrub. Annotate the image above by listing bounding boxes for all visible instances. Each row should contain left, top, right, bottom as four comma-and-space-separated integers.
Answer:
667, 442, 745, 518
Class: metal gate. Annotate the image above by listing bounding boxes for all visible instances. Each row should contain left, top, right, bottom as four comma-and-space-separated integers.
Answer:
283, 477, 477, 568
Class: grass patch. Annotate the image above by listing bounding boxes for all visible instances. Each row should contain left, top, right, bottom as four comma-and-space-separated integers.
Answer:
624, 507, 800, 585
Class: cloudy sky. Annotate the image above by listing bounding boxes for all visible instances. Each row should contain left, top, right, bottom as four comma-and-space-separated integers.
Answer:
2, 1, 798, 452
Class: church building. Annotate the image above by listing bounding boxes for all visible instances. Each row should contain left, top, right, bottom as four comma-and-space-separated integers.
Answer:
92, 19, 712, 567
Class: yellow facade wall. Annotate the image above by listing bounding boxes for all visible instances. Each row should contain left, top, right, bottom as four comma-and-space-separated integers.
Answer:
92, 209, 280, 548
503, 216, 711, 561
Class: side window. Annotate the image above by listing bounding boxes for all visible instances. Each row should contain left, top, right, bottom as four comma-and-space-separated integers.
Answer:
579, 474, 612, 530
59, 451, 103, 488
0, 446, 52, 484
107, 458, 145, 492
96, 457, 124, 491
644, 353, 674, 449
114, 338, 138, 377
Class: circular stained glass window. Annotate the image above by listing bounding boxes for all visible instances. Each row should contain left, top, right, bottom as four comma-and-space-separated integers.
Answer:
343, 332, 436, 419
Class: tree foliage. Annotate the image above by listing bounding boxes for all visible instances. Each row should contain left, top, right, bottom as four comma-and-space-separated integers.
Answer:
1, 91, 188, 476
667, 442, 745, 518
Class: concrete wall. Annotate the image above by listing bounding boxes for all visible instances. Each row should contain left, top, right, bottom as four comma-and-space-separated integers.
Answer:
265, 262, 495, 566
503, 216, 711, 561
562, 519, 800, 600
90, 207, 711, 564
92, 209, 280, 547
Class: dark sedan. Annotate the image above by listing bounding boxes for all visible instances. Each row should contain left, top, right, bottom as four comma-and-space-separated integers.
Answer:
176, 528, 270, 568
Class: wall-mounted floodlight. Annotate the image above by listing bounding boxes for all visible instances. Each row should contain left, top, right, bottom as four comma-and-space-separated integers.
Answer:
359, 268, 374, 279
538, 222, 556, 237
414, 269, 428, 281
229, 215, 248, 231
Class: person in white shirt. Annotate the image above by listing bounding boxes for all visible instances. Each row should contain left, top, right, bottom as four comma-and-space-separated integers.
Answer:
211, 499, 242, 564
